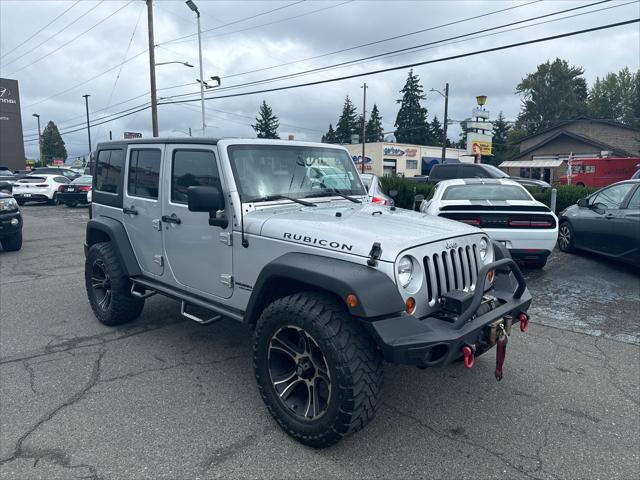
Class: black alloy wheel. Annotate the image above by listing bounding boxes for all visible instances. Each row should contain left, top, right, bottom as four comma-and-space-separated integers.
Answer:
90, 259, 112, 311
268, 325, 331, 421
558, 223, 574, 252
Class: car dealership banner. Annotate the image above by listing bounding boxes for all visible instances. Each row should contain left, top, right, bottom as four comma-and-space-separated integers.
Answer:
0, 78, 26, 171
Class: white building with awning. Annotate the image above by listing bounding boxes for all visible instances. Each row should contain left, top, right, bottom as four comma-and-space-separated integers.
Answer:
499, 158, 566, 184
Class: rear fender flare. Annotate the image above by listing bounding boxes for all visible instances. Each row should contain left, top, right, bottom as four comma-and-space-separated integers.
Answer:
85, 217, 141, 277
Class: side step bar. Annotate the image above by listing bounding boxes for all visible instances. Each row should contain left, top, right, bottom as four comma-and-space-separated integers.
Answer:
130, 277, 244, 323
181, 301, 221, 325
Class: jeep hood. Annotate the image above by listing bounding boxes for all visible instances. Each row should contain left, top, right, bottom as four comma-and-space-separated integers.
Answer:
244, 201, 480, 262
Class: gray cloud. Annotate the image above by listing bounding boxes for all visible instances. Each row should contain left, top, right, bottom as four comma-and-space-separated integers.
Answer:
1, 0, 637, 160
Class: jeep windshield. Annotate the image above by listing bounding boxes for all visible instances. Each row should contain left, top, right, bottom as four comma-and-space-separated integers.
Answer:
227, 145, 366, 203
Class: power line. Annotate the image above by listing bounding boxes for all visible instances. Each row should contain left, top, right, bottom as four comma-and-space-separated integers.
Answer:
157, 0, 629, 103
22, 19, 639, 143
7, 1, 135, 76
158, 0, 307, 45
158, 19, 639, 105
221, 0, 543, 81
0, 1, 81, 60
2, 1, 104, 69
172, 0, 621, 96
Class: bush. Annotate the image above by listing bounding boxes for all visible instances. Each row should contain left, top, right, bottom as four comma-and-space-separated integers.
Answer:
525, 185, 597, 212
379, 177, 434, 210
378, 176, 597, 212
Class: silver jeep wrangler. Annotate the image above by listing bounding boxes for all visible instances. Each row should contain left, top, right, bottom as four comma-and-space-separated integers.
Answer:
85, 138, 532, 447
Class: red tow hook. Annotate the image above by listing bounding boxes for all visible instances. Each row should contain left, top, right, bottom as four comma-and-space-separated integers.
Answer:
461, 345, 475, 369
519, 312, 529, 332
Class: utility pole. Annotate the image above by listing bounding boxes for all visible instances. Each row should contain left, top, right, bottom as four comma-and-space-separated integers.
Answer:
361, 82, 367, 174
186, 0, 205, 136
82, 94, 92, 152
441, 83, 449, 163
32, 113, 42, 166
146, 0, 159, 137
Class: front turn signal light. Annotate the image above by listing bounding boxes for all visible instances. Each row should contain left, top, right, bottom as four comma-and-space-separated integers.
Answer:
405, 297, 416, 314
346, 294, 358, 309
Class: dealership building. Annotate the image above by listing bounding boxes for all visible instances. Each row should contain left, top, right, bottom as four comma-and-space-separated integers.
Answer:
342, 142, 470, 177
0, 77, 26, 171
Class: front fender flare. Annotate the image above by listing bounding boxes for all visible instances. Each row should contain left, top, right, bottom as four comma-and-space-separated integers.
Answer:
245, 252, 405, 322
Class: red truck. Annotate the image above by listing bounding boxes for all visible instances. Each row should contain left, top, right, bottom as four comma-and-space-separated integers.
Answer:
560, 157, 640, 187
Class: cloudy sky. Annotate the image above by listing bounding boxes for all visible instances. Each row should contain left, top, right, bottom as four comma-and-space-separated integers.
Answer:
1, 0, 638, 160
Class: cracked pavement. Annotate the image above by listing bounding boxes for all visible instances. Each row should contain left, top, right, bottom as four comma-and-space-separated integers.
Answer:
1, 205, 638, 479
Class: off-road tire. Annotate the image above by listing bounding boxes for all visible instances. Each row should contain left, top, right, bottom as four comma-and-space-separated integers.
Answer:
558, 222, 575, 253
253, 291, 383, 448
1, 231, 22, 251
85, 242, 144, 326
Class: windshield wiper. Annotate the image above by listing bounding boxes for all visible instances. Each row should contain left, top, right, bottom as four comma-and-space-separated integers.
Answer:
306, 188, 362, 203
249, 194, 316, 207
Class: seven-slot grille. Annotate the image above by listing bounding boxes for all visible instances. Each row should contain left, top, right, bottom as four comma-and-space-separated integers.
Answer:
423, 244, 480, 307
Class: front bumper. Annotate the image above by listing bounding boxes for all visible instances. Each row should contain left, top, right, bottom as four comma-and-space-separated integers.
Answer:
0, 211, 22, 236
362, 258, 531, 368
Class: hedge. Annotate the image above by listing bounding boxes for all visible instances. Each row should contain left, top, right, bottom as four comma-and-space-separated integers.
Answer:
379, 176, 597, 212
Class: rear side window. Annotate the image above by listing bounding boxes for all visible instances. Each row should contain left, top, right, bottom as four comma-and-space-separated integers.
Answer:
128, 149, 161, 199
171, 150, 220, 204
433, 165, 458, 179
54, 176, 69, 183
96, 149, 124, 194
626, 187, 640, 209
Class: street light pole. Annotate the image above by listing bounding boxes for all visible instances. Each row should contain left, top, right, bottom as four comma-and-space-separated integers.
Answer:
186, 0, 205, 136
82, 94, 92, 152
32, 113, 42, 166
146, 0, 159, 137
361, 82, 367, 174
441, 83, 449, 163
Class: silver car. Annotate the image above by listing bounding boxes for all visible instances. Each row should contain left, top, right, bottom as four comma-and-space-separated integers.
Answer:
360, 173, 394, 206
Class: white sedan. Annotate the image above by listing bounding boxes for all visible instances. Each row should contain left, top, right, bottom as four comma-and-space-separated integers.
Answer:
11, 174, 70, 205
420, 178, 558, 269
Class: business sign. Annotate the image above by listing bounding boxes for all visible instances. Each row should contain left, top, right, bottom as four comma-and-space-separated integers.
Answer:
467, 132, 493, 156
404, 148, 418, 157
383, 146, 405, 156
472, 108, 490, 119
0, 78, 26, 171
52, 159, 64, 166
352, 155, 373, 171
465, 121, 493, 131
124, 131, 142, 139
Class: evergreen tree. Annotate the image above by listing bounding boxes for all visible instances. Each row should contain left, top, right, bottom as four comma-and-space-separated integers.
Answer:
489, 111, 514, 166
588, 67, 640, 127
456, 120, 469, 149
335, 96, 359, 143
366, 104, 384, 142
322, 123, 337, 143
394, 69, 430, 145
515, 58, 588, 134
41, 121, 67, 163
430, 116, 446, 147
251, 100, 280, 139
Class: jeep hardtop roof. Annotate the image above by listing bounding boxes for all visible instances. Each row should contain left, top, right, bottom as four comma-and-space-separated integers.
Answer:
95, 137, 350, 149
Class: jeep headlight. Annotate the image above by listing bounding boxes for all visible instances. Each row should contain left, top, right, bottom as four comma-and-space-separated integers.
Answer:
479, 237, 491, 263
0, 197, 18, 212
397, 256, 414, 288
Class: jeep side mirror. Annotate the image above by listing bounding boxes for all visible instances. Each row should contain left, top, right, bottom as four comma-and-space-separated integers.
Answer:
187, 186, 228, 227
577, 197, 589, 208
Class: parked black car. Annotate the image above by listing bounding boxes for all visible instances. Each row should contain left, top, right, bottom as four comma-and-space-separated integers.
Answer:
0, 174, 17, 193
57, 175, 92, 207
427, 163, 551, 188
0, 191, 23, 251
558, 179, 640, 266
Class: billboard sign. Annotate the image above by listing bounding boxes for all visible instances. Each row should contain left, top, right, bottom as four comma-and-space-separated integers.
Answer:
383, 146, 405, 156
0, 78, 26, 171
124, 131, 142, 139
467, 132, 493, 156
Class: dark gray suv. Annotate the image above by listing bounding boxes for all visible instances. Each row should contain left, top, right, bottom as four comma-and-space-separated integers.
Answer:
428, 163, 551, 188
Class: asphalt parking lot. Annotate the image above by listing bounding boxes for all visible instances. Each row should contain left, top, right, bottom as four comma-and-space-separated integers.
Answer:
1, 205, 639, 479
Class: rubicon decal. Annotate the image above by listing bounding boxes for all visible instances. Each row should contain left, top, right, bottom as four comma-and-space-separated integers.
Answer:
283, 233, 353, 251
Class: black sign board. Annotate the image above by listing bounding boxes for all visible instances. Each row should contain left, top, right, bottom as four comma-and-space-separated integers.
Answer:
0, 78, 26, 171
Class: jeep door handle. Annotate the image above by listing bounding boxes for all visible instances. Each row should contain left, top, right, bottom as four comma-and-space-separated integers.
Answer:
123, 206, 138, 215
162, 214, 181, 224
